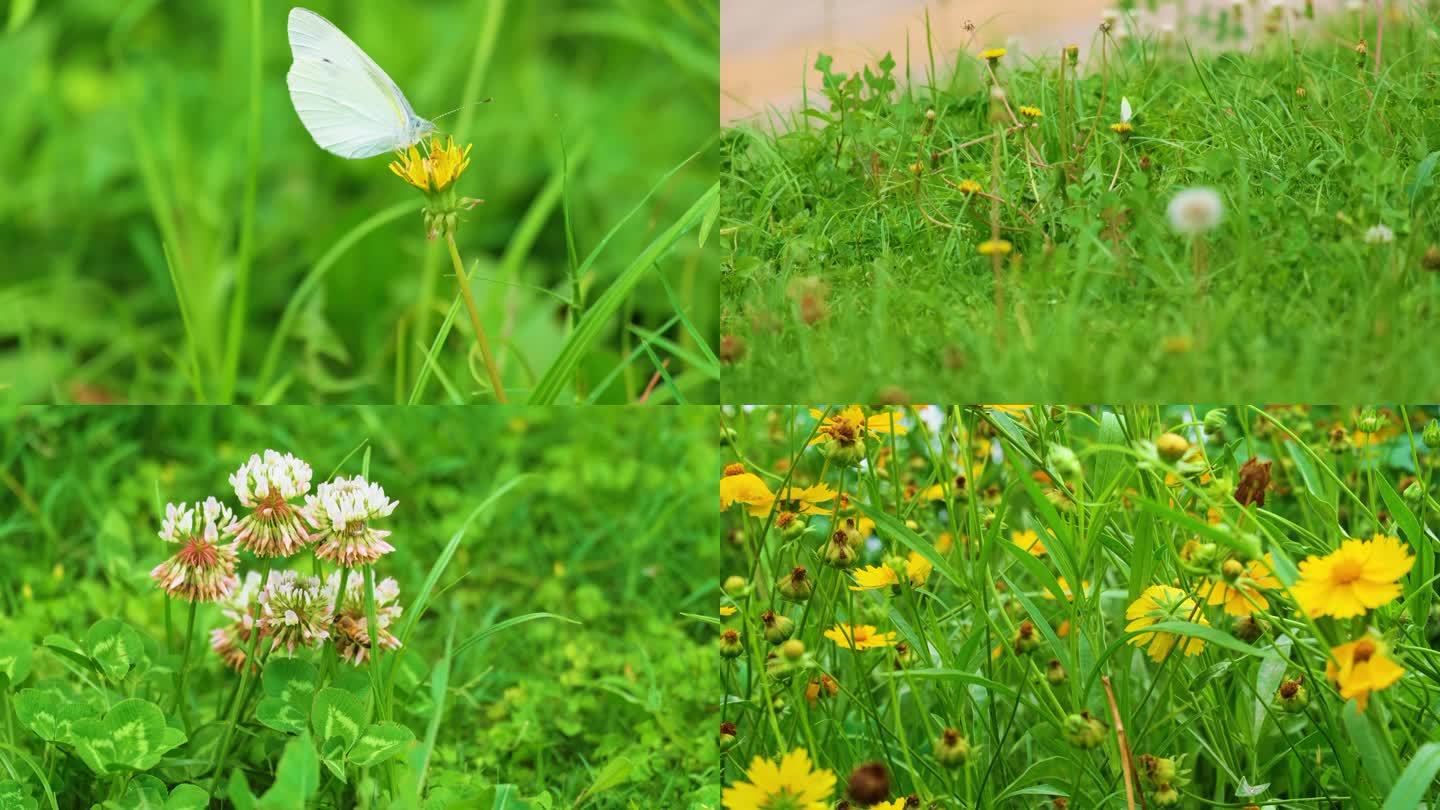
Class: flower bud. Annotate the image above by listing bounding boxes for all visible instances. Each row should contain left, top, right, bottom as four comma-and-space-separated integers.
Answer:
935, 728, 972, 767
1156, 432, 1190, 463
719, 721, 738, 751
1404, 481, 1425, 506
1221, 558, 1245, 581
1232, 615, 1268, 643
1064, 44, 1079, 65
1275, 675, 1309, 712
761, 610, 796, 645
825, 435, 867, 466
780, 639, 806, 660
719, 628, 744, 659
1424, 420, 1440, 449
836, 523, 863, 550
1046, 658, 1068, 685
1063, 712, 1106, 749
1048, 445, 1083, 480
1013, 620, 1042, 654
1357, 407, 1382, 434
777, 511, 807, 541
723, 575, 749, 597
823, 533, 856, 569
778, 566, 814, 601
1139, 754, 1179, 786
1152, 783, 1181, 806
1203, 408, 1228, 434
846, 762, 890, 805
893, 641, 916, 670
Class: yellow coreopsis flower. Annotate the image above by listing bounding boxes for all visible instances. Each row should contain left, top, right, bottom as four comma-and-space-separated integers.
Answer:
721, 464, 775, 512
753, 484, 836, 517
978, 239, 1013, 256
1041, 576, 1090, 601
808, 406, 908, 445
824, 623, 897, 650
1125, 585, 1208, 662
1203, 555, 1281, 616
850, 552, 932, 591
1012, 529, 1047, 557
1326, 635, 1404, 712
1290, 534, 1414, 618
722, 748, 836, 810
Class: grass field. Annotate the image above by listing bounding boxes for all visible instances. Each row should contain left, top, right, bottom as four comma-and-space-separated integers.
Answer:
0, 405, 719, 808
721, 404, 1440, 809
1, 0, 720, 405
720, 3, 1440, 402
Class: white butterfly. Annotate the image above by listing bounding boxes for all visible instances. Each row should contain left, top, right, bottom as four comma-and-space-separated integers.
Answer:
286, 7, 435, 159
1120, 96, 1134, 123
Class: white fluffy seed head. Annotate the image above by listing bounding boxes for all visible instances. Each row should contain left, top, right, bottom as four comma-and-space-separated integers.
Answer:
229, 450, 313, 506
159, 496, 235, 544
1166, 187, 1225, 235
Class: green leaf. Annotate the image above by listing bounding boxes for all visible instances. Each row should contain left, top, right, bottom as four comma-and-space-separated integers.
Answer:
226, 770, 256, 810
574, 756, 633, 806
529, 182, 718, 404
163, 784, 210, 810
347, 721, 415, 767
1409, 150, 1439, 209
69, 698, 186, 775
255, 657, 317, 735
311, 687, 365, 752
85, 618, 145, 682
1344, 700, 1400, 798
0, 640, 33, 688
0, 779, 38, 810
452, 613, 579, 659
259, 731, 319, 809
14, 687, 93, 744
1122, 620, 1264, 658
1383, 742, 1440, 810
102, 774, 166, 810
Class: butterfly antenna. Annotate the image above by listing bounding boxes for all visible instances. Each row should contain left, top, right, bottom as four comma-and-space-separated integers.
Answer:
431, 98, 493, 124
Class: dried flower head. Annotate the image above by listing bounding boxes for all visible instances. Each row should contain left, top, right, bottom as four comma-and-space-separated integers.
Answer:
151, 497, 239, 602
304, 476, 399, 568
326, 572, 404, 665
228, 451, 315, 558
258, 570, 332, 655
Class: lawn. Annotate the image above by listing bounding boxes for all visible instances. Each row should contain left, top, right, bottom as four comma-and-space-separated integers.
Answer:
0, 405, 719, 808
1, 0, 720, 405
720, 3, 1440, 402
721, 404, 1440, 809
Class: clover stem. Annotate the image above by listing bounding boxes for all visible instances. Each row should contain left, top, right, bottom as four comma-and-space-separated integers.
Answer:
210, 557, 272, 791
176, 599, 198, 732
364, 564, 386, 721
445, 232, 509, 403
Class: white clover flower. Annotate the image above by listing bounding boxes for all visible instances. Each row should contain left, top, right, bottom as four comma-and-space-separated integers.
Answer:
1363, 224, 1395, 245
1166, 187, 1225, 235
325, 571, 404, 666
227, 450, 315, 558
159, 497, 234, 544
152, 498, 240, 602
229, 450, 313, 507
210, 570, 264, 670
258, 570, 332, 655
303, 476, 399, 568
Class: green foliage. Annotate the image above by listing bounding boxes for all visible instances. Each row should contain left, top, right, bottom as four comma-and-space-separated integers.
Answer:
721, 7, 1440, 401
0, 406, 715, 807
2, 0, 720, 404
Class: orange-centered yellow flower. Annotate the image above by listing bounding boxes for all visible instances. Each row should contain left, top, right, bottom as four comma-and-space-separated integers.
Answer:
722, 748, 835, 810
1291, 535, 1414, 618
1012, 529, 1047, 557
1204, 555, 1281, 616
759, 484, 837, 518
824, 623, 897, 650
850, 552, 933, 591
1326, 635, 1404, 712
720, 465, 774, 512
1125, 585, 1208, 662
389, 135, 472, 193
808, 406, 907, 446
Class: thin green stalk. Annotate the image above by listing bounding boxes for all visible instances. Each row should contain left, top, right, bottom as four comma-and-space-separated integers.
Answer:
444, 232, 509, 403
175, 600, 198, 732
221, 0, 263, 401
210, 558, 271, 791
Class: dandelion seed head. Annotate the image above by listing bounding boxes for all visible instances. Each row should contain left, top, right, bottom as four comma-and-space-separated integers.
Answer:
1363, 224, 1394, 245
1166, 187, 1225, 235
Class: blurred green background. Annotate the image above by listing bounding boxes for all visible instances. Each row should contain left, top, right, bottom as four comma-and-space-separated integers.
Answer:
0, 0, 719, 404
0, 405, 720, 806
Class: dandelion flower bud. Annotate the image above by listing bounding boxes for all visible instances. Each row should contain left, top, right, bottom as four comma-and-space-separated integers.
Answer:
303, 475, 399, 568
1166, 188, 1224, 235
258, 570, 332, 655
327, 572, 404, 665
152, 497, 240, 603
1064, 44, 1079, 65
227, 450, 315, 558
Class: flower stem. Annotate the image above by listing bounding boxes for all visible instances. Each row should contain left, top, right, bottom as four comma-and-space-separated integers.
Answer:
363, 564, 386, 721
176, 600, 198, 733
211, 558, 271, 792
444, 233, 509, 403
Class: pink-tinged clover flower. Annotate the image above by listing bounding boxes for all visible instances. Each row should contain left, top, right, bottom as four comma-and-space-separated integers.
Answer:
227, 450, 315, 557
151, 497, 239, 602
326, 572, 404, 666
210, 570, 263, 672
304, 476, 399, 568
258, 570, 332, 655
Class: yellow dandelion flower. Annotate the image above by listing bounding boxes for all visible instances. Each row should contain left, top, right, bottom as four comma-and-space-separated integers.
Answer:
1110, 121, 1134, 135
720, 606, 738, 617
957, 179, 984, 194
1204, 555, 1281, 616
1326, 635, 1404, 712
722, 748, 836, 810
1019, 105, 1043, 119
981, 47, 1007, 61
1290, 534, 1414, 618
978, 239, 1013, 256
388, 145, 430, 191
426, 135, 472, 191
824, 623, 897, 650
1125, 585, 1207, 662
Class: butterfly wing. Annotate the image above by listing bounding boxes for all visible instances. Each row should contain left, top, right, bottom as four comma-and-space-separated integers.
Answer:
286, 7, 426, 159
